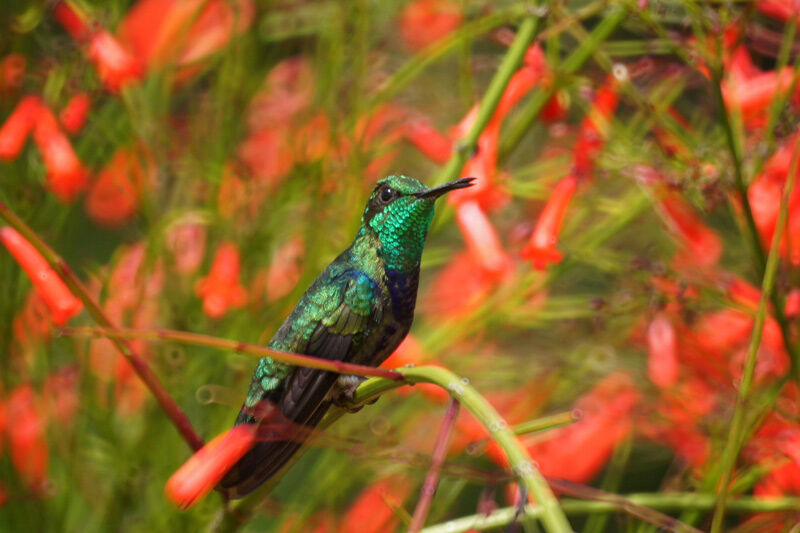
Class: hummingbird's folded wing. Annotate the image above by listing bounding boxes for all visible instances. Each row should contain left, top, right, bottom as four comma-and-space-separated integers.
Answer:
220, 267, 384, 497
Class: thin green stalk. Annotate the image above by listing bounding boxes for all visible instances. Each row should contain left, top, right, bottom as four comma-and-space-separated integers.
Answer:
420, 494, 800, 533
0, 203, 205, 452
60, 326, 404, 380
434, 15, 541, 185
710, 135, 800, 533
498, 5, 627, 160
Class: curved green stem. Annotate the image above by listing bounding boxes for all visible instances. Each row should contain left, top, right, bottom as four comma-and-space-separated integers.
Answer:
421, 494, 800, 533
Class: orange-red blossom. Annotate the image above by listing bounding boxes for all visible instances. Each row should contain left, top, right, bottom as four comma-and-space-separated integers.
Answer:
0, 227, 83, 325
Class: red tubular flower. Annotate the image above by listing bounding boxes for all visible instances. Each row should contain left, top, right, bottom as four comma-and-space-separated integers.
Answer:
657, 192, 722, 269
165, 425, 256, 509
647, 313, 679, 389
573, 77, 620, 179
196, 242, 248, 318
338, 475, 411, 533
87, 31, 144, 93
32, 106, 89, 202
456, 201, 512, 275
521, 175, 578, 270
398, 0, 462, 51
402, 117, 452, 164
1, 53, 26, 90
0, 227, 83, 325
59, 93, 90, 134
7, 385, 48, 492
0, 96, 41, 161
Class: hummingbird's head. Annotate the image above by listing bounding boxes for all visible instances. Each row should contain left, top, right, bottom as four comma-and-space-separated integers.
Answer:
359, 175, 475, 271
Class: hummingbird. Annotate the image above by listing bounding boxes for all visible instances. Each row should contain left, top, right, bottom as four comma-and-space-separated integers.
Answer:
220, 175, 475, 498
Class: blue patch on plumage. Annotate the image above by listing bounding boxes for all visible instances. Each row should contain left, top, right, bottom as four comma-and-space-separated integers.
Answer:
385, 268, 419, 323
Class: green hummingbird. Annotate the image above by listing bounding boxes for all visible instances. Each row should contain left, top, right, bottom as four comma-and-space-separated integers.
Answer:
220, 175, 474, 498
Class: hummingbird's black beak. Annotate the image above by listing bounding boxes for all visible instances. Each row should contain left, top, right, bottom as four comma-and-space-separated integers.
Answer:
414, 177, 476, 200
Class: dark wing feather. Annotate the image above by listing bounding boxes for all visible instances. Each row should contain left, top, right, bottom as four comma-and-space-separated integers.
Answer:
220, 267, 383, 498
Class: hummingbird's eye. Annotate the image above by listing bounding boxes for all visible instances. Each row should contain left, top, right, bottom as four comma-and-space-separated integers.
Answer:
379, 186, 397, 204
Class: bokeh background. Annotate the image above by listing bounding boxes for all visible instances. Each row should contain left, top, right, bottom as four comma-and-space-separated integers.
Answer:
2, 0, 800, 531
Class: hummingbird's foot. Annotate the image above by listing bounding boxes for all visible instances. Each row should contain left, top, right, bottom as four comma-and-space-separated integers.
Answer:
331, 375, 372, 412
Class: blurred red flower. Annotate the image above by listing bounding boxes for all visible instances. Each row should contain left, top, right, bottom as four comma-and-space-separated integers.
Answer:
524, 373, 638, 483
424, 251, 500, 319
398, 0, 462, 51
86, 146, 153, 227
196, 241, 248, 318
6, 385, 48, 492
262, 237, 305, 303
32, 105, 89, 202
165, 425, 256, 509
573, 76, 620, 179
166, 221, 207, 275
118, 0, 254, 73
59, 93, 91, 135
657, 191, 722, 270
749, 136, 800, 265
0, 53, 26, 90
402, 117, 452, 164
647, 313, 679, 389
521, 175, 578, 270
87, 31, 144, 92
757, 0, 800, 21
0, 96, 41, 161
0, 227, 83, 326
338, 475, 411, 533
456, 201, 512, 275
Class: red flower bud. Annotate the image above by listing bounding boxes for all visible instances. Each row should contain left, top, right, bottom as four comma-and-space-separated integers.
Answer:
165, 425, 256, 509
7, 385, 48, 492
573, 78, 620, 179
59, 93, 91, 134
0, 227, 83, 325
521, 175, 578, 270
0, 96, 41, 161
32, 106, 89, 203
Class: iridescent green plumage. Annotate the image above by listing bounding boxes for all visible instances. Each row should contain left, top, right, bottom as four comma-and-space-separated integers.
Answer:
221, 175, 474, 497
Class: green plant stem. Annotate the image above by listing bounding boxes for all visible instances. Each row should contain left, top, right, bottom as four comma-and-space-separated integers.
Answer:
433, 14, 541, 185
420, 494, 800, 533
0, 203, 205, 452
60, 326, 404, 380
408, 398, 460, 533
498, 5, 627, 160
709, 135, 800, 533
355, 366, 572, 533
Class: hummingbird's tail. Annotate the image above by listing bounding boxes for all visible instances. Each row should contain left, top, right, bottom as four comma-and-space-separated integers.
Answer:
219, 367, 339, 499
